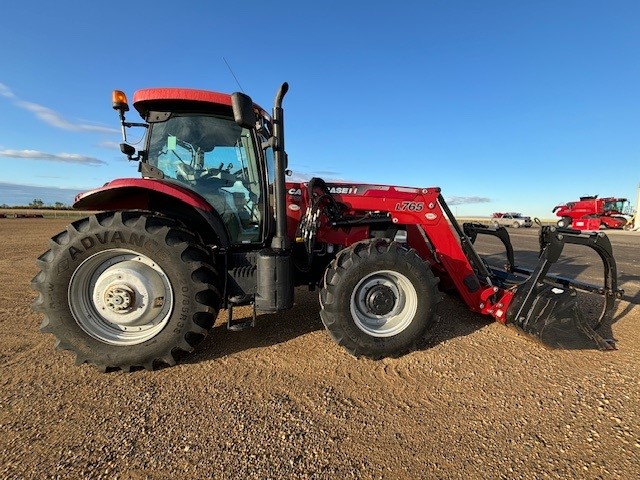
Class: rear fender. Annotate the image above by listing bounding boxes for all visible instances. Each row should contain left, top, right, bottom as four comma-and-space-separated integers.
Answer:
73, 178, 231, 247
74, 178, 211, 210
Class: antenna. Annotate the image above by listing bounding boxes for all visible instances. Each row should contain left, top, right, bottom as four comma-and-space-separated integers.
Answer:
223, 57, 244, 93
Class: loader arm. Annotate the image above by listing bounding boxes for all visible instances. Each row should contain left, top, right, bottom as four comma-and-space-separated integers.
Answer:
307, 182, 622, 350
307, 185, 508, 317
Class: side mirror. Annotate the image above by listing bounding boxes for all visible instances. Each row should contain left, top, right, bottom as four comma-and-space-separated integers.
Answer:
120, 143, 138, 161
120, 143, 135, 156
231, 92, 256, 129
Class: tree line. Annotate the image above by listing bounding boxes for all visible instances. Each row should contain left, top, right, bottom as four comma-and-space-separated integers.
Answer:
0, 199, 72, 210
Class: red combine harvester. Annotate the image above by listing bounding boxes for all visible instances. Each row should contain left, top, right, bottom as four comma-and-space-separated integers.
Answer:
31, 83, 623, 371
553, 195, 629, 229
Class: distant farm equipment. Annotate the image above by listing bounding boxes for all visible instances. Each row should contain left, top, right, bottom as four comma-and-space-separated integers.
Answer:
553, 195, 629, 229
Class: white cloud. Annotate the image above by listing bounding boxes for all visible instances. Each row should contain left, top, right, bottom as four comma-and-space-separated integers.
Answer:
0, 83, 16, 99
0, 149, 106, 166
0, 83, 119, 134
287, 171, 311, 182
96, 140, 122, 149
287, 169, 351, 183
446, 196, 491, 205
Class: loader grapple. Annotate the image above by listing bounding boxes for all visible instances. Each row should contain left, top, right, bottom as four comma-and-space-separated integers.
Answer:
508, 284, 615, 350
467, 224, 623, 350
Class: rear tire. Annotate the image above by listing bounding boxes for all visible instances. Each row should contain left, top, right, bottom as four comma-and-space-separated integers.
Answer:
319, 239, 439, 359
31, 211, 221, 371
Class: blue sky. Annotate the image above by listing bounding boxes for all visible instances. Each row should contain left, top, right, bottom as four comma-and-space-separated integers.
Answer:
0, 0, 638, 219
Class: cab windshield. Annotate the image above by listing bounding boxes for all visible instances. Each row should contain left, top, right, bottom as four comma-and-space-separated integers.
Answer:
603, 200, 627, 214
146, 113, 264, 243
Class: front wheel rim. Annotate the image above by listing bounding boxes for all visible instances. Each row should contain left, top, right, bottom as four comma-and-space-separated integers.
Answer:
350, 270, 418, 337
68, 249, 174, 346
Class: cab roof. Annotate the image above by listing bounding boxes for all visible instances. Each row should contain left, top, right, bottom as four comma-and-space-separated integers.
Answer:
132, 87, 269, 118
132, 88, 231, 115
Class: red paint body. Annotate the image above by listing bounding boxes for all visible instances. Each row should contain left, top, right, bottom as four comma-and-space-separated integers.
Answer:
76, 85, 520, 329
34, 82, 617, 371
284, 181, 514, 322
75, 176, 515, 325
74, 178, 214, 212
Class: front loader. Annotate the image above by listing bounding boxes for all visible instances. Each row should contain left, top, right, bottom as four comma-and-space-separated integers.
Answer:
31, 83, 623, 371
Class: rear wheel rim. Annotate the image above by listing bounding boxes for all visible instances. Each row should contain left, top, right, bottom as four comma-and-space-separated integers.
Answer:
68, 249, 174, 345
350, 270, 418, 337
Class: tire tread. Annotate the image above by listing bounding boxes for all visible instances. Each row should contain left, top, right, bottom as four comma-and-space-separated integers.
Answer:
31, 211, 221, 372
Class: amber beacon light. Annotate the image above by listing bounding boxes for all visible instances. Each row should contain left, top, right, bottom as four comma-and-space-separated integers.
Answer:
112, 90, 129, 111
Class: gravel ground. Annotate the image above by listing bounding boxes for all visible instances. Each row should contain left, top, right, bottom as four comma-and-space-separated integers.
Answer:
1, 219, 638, 479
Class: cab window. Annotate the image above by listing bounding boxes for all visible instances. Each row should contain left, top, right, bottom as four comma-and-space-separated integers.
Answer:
147, 114, 263, 243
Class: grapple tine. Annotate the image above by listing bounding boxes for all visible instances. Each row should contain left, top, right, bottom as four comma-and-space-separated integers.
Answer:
508, 285, 616, 350
505, 226, 622, 351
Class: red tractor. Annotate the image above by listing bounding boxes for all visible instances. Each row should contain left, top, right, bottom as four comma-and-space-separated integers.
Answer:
31, 84, 623, 371
553, 195, 629, 229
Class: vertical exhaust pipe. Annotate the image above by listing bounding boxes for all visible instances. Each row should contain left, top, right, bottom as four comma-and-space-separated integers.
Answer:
271, 82, 290, 251
255, 83, 294, 312
231, 83, 294, 311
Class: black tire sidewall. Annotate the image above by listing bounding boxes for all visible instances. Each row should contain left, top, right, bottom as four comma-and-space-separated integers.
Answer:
323, 242, 435, 356
41, 215, 210, 367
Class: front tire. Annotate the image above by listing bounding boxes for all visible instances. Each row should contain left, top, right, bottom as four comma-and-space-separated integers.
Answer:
31, 211, 221, 371
319, 239, 440, 359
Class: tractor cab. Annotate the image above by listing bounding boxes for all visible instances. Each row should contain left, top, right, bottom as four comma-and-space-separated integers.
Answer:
145, 111, 266, 243
113, 88, 277, 245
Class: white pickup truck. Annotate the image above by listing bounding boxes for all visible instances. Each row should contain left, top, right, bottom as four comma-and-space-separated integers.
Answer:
491, 212, 532, 228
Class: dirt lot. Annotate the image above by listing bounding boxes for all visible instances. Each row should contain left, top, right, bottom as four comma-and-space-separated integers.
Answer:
1, 219, 638, 479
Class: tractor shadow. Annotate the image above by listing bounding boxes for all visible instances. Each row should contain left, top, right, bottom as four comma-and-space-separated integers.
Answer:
418, 295, 492, 350
186, 288, 324, 364
615, 272, 640, 305
185, 244, 632, 365
186, 287, 492, 365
